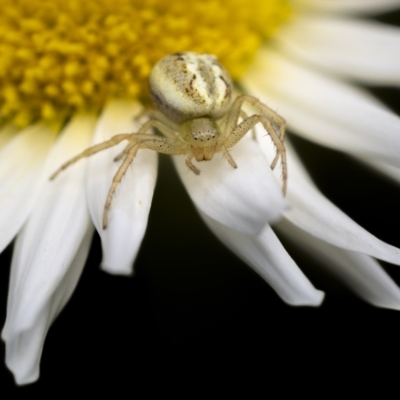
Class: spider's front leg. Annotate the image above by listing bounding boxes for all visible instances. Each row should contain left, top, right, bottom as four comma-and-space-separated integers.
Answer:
50, 133, 132, 180
102, 134, 190, 228
225, 95, 286, 170
113, 118, 180, 162
51, 118, 177, 179
224, 114, 287, 195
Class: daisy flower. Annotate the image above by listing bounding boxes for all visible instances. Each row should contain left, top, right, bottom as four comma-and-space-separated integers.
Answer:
1, 0, 400, 386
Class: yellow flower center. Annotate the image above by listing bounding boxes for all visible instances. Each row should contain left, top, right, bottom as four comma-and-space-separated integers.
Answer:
0, 0, 291, 128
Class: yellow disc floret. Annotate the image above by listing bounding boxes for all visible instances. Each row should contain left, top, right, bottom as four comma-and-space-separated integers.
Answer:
0, 0, 291, 127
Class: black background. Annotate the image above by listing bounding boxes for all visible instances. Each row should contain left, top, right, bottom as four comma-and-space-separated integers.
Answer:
1, 9, 400, 397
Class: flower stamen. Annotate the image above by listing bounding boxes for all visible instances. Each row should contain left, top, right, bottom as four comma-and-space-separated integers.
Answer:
0, 0, 291, 128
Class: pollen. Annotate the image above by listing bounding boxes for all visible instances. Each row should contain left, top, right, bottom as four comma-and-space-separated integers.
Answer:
0, 0, 291, 128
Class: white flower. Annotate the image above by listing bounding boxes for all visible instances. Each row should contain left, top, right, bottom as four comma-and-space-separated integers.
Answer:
1, 0, 400, 386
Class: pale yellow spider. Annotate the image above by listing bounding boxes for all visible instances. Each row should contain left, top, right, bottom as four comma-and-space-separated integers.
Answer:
51, 52, 287, 229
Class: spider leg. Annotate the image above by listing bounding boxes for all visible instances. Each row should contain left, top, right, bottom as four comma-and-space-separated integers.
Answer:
240, 110, 256, 140
103, 142, 141, 229
132, 119, 179, 139
113, 119, 181, 161
136, 109, 180, 132
113, 147, 130, 162
102, 136, 190, 228
225, 114, 287, 195
185, 155, 200, 174
225, 95, 286, 170
221, 146, 237, 168
128, 136, 189, 156
226, 94, 286, 140
219, 109, 254, 139
50, 133, 132, 180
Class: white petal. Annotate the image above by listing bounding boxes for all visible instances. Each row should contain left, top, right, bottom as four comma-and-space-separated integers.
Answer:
86, 100, 158, 275
200, 211, 324, 306
0, 124, 18, 149
173, 134, 288, 235
3, 115, 94, 329
2, 116, 96, 384
267, 141, 400, 265
277, 219, 400, 310
361, 158, 400, 185
276, 15, 400, 85
0, 124, 56, 253
3, 226, 94, 385
242, 48, 400, 168
292, 0, 400, 15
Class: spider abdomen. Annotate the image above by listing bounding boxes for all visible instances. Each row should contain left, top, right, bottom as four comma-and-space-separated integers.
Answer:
149, 52, 233, 123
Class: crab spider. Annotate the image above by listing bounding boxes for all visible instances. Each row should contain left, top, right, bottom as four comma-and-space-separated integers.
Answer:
51, 52, 287, 229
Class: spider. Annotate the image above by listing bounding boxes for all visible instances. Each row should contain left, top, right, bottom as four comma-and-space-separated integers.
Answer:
51, 52, 287, 229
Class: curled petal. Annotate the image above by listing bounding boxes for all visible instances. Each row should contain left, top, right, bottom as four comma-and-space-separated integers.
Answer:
86, 100, 158, 275
277, 219, 400, 310
242, 48, 400, 168
292, 0, 400, 15
200, 211, 324, 306
0, 124, 56, 253
275, 15, 400, 85
174, 134, 288, 235
264, 142, 400, 265
2, 116, 95, 384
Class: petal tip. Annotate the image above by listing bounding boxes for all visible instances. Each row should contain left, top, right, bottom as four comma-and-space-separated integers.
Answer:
100, 261, 135, 276
286, 289, 325, 307
3, 335, 41, 386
